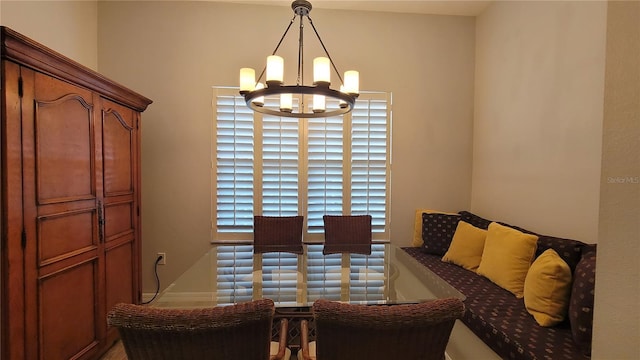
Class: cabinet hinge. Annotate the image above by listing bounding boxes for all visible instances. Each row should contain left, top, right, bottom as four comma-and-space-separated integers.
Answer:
137, 206, 140, 217
136, 118, 139, 129
18, 77, 23, 98
21, 228, 27, 249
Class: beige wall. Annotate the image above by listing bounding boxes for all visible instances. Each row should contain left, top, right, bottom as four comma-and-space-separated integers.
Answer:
95, 1, 475, 291
592, 2, 640, 359
472, 1, 606, 243
0, 1, 98, 70
4, 0, 640, 356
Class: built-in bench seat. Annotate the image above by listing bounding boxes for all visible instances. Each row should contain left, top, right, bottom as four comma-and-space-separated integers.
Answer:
402, 248, 588, 359
403, 210, 596, 360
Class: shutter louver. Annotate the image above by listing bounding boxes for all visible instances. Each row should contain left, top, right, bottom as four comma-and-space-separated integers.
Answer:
261, 252, 299, 305
307, 115, 344, 233
349, 243, 387, 302
216, 245, 254, 304
306, 244, 343, 301
216, 95, 254, 232
262, 111, 299, 216
351, 98, 388, 233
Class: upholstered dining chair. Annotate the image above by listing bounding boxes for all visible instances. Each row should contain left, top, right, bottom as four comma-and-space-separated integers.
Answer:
322, 214, 372, 255
107, 299, 291, 360
253, 215, 305, 302
253, 215, 304, 255
299, 298, 465, 360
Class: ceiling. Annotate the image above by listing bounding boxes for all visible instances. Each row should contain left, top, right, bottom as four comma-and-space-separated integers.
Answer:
211, 1, 493, 16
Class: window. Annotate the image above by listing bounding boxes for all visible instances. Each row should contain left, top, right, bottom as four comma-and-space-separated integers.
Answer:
213, 88, 391, 304
213, 88, 391, 240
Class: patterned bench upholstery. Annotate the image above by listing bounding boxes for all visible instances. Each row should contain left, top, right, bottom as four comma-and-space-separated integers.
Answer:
403, 210, 596, 360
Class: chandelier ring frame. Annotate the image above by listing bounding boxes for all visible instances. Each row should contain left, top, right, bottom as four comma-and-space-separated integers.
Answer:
243, 84, 358, 118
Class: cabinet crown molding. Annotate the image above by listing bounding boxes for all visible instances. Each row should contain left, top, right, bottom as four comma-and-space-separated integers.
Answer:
1, 26, 152, 112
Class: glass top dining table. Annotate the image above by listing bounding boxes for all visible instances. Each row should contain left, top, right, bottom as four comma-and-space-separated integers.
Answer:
154, 243, 463, 309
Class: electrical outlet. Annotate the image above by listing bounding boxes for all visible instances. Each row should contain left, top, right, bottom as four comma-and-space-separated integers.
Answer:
157, 252, 166, 265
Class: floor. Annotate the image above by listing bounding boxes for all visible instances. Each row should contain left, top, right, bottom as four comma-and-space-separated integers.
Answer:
99, 341, 127, 360
100, 341, 302, 360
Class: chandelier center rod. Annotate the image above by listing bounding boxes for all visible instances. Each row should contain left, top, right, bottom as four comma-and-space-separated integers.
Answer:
297, 11, 304, 86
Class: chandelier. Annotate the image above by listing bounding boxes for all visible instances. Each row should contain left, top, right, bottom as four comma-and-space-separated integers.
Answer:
239, 0, 359, 118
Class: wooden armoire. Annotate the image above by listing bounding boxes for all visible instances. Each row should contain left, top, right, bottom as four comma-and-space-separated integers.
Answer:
1, 27, 152, 359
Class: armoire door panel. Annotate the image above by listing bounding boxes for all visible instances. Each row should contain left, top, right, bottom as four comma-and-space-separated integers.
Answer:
39, 259, 99, 360
105, 242, 134, 315
102, 108, 134, 196
104, 202, 134, 241
37, 209, 97, 266
35, 93, 95, 204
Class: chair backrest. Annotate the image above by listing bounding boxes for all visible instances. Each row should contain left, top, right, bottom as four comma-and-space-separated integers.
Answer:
312, 298, 465, 360
322, 214, 372, 255
254, 215, 304, 254
107, 299, 275, 360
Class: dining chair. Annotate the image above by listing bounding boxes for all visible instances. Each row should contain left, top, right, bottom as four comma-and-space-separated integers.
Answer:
322, 214, 372, 255
253, 215, 306, 303
253, 215, 304, 255
299, 297, 465, 360
107, 299, 291, 360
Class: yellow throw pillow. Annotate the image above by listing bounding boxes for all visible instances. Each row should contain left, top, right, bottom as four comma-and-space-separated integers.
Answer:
411, 208, 457, 247
476, 222, 538, 298
524, 249, 572, 327
442, 221, 487, 271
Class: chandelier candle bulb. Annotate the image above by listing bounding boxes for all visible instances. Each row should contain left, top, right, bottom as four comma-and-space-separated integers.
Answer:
280, 93, 293, 112
266, 55, 284, 85
313, 57, 331, 85
344, 70, 360, 94
252, 82, 265, 107
313, 94, 326, 113
239, 68, 256, 93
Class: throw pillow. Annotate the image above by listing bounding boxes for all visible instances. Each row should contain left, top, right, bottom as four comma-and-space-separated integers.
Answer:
411, 208, 457, 247
457, 211, 492, 230
569, 251, 596, 356
524, 249, 572, 327
421, 212, 460, 256
477, 222, 538, 298
442, 221, 487, 271
535, 235, 585, 273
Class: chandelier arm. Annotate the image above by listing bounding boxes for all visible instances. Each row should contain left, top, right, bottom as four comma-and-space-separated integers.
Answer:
255, 14, 298, 84
307, 16, 345, 85
272, 14, 298, 56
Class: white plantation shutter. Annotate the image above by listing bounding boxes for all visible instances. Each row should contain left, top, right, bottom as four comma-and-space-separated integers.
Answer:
307, 115, 344, 233
215, 95, 254, 233
306, 244, 343, 301
215, 245, 254, 304
351, 98, 389, 233
261, 252, 299, 304
349, 243, 387, 302
257, 98, 302, 302
262, 111, 299, 216
212, 88, 390, 239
